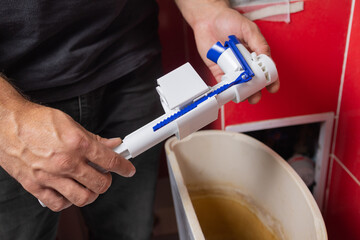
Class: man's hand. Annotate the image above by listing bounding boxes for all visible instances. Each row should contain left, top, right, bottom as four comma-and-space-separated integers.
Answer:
0, 82, 135, 211
175, 0, 280, 104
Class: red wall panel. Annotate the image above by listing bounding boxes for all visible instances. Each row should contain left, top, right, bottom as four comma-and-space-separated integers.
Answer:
325, 160, 360, 240
326, 1, 360, 239
333, 0, 360, 180
224, 0, 352, 126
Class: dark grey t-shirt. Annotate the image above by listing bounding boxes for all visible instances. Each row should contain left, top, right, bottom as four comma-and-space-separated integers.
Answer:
0, 0, 161, 102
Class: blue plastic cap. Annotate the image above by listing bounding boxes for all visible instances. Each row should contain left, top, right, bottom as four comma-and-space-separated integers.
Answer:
207, 42, 226, 63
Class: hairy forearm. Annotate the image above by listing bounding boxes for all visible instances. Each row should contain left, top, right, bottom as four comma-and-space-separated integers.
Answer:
0, 75, 30, 116
175, 0, 230, 28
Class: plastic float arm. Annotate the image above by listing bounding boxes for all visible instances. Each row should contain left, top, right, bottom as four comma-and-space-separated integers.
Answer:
114, 35, 278, 159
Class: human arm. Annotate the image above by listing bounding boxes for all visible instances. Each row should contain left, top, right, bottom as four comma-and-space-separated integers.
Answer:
175, 0, 280, 104
0, 76, 135, 211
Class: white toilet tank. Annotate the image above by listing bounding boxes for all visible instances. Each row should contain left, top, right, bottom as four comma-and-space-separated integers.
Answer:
165, 130, 327, 240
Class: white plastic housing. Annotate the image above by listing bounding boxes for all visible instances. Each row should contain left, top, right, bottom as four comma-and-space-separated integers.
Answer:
114, 44, 278, 159
156, 63, 209, 112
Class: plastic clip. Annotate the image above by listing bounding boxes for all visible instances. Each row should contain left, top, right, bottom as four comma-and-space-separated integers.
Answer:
225, 35, 254, 83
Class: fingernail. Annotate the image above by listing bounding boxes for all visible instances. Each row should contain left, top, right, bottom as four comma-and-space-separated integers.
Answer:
128, 168, 136, 177
110, 137, 122, 143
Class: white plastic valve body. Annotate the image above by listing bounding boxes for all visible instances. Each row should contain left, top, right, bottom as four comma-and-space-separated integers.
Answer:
113, 40, 278, 159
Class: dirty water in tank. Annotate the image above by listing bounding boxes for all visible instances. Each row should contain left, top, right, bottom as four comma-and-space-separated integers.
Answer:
189, 186, 283, 240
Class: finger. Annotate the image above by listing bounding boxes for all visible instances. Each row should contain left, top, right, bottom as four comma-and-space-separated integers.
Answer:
73, 161, 112, 194
209, 64, 225, 82
20, 174, 72, 211
97, 136, 123, 149
46, 177, 99, 207
37, 188, 72, 212
247, 91, 262, 104
266, 80, 280, 93
84, 138, 136, 177
242, 21, 271, 56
